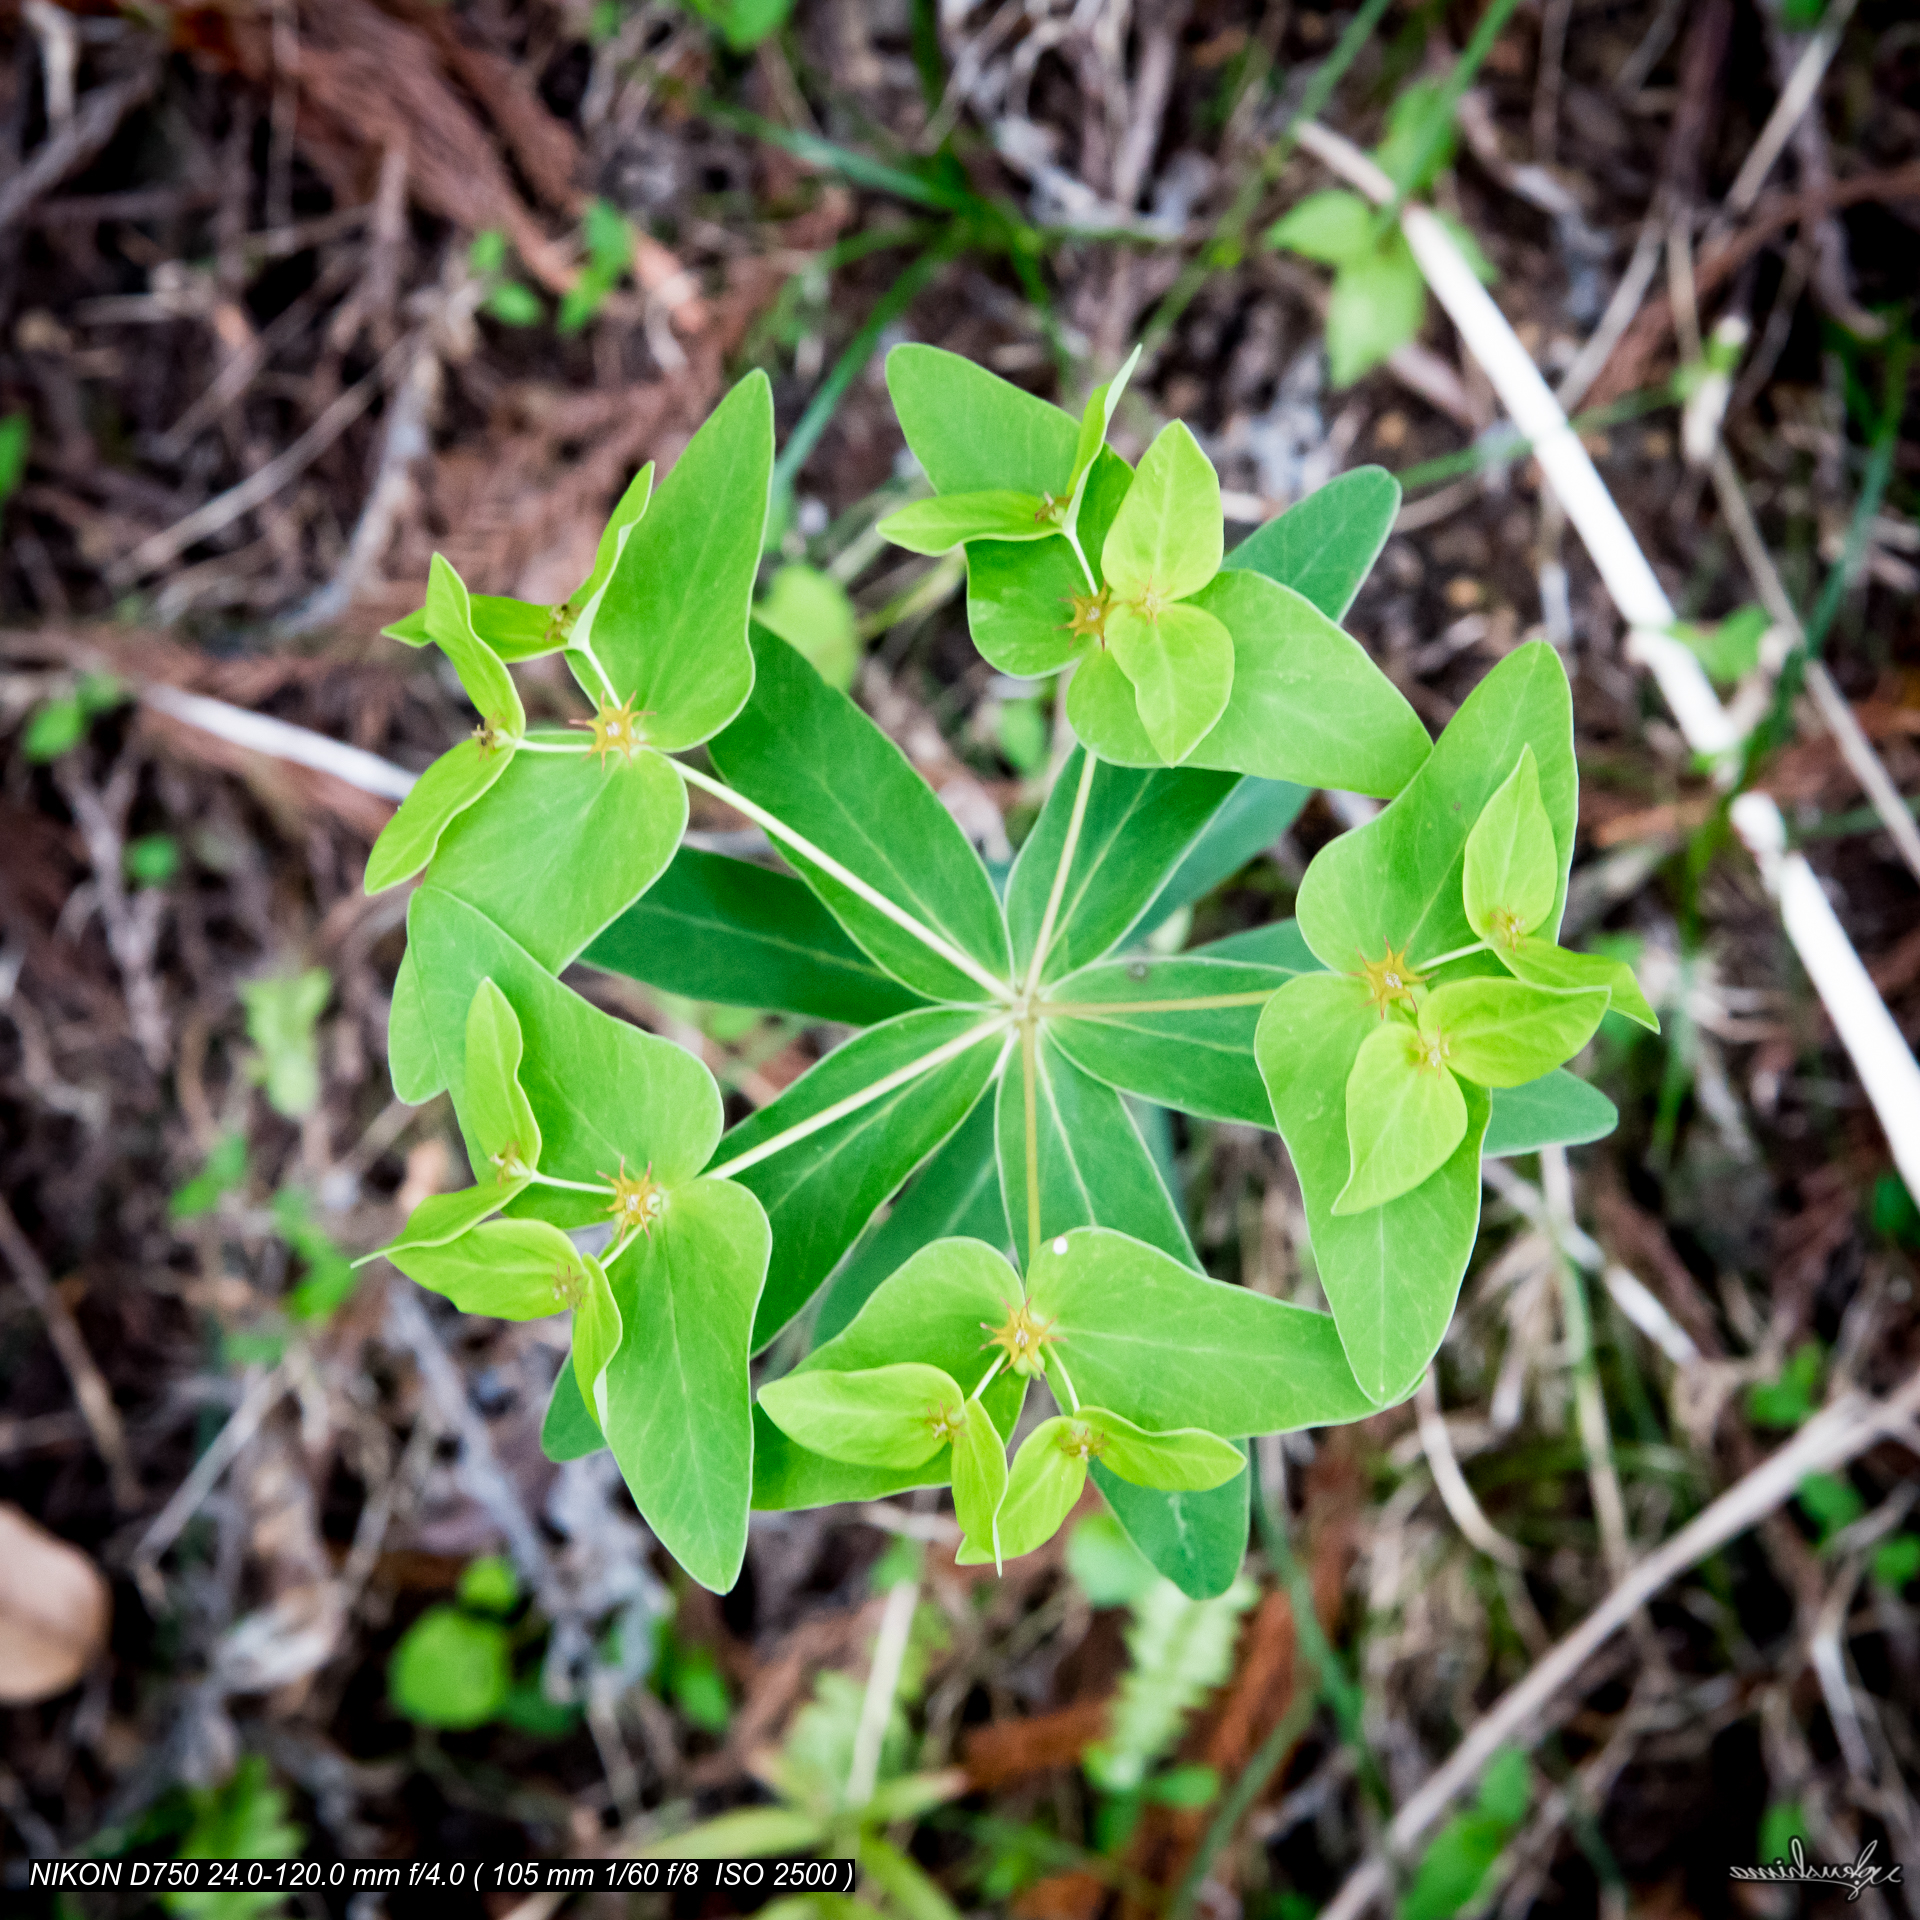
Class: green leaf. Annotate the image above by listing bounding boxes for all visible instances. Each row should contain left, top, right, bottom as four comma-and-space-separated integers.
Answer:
1872, 1532, 1920, 1592
1672, 605, 1768, 686
384, 594, 561, 662
1005, 750, 1236, 984
958, 1419, 1086, 1563
1797, 1471, 1865, 1546
812, 1097, 1005, 1345
1483, 1071, 1618, 1157
424, 554, 525, 736
997, 1034, 1196, 1270
755, 566, 859, 691
1023, 1228, 1376, 1437
240, 968, 331, 1118
879, 491, 1057, 553
713, 1008, 1005, 1347
886, 344, 1077, 495
379, 1179, 528, 1264
1101, 421, 1223, 606
1476, 1748, 1530, 1826
757, 1362, 965, 1468
1268, 190, 1375, 265
1069, 344, 1140, 493
1107, 600, 1236, 766
390, 1216, 609, 1321
1422, 978, 1608, 1088
0, 410, 29, 510
1437, 214, 1498, 286
388, 946, 443, 1103
572, 1248, 623, 1433
484, 280, 544, 327
570, 463, 654, 617
541, 1358, 607, 1462
951, 1398, 1010, 1557
125, 833, 179, 886
1326, 238, 1428, 388
365, 738, 515, 894
753, 1237, 1028, 1511
1189, 920, 1321, 969
1748, 1342, 1823, 1429
1065, 640, 1164, 766
1082, 1409, 1244, 1492
419, 742, 687, 973
709, 627, 1012, 1003
643, 1808, 827, 1860
389, 1606, 510, 1729
23, 697, 86, 762
1130, 783, 1312, 940
584, 847, 927, 1026
1376, 80, 1458, 194
585, 371, 772, 750
1091, 1460, 1251, 1600
1499, 936, 1659, 1032
1335, 1020, 1469, 1215
603, 1177, 768, 1592
457, 1554, 519, 1616
1066, 1511, 1158, 1605
1256, 973, 1488, 1405
1183, 570, 1431, 795
1296, 643, 1576, 977
1046, 956, 1298, 1126
1222, 466, 1401, 622
170, 1132, 248, 1221
463, 978, 541, 1182
1463, 747, 1557, 947
1398, 1809, 1512, 1920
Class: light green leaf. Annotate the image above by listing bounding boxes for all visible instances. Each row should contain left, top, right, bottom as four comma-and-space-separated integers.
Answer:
1101, 421, 1223, 606
1296, 643, 1576, 977
757, 1362, 965, 1468
390, 1216, 606, 1321
1107, 600, 1236, 766
541, 1353, 607, 1462
1046, 956, 1298, 1126
387, 946, 443, 1102
1483, 1071, 1619, 1157
584, 846, 926, 1027
384, 593, 562, 662
1335, 1021, 1469, 1215
1326, 238, 1428, 388
603, 1177, 768, 1592
240, 969, 331, 1119
424, 554, 525, 736
389, 1607, 510, 1730
714, 1008, 1006, 1347
1004, 750, 1236, 984
711, 629, 1011, 1002
585, 370, 772, 750
951, 1398, 1009, 1558
1023, 1228, 1377, 1437
1221, 465, 1401, 622
1256, 972, 1488, 1405
957, 1419, 1085, 1563
1082, 1409, 1244, 1492
1069, 344, 1141, 492
1499, 936, 1660, 1032
1268, 189, 1374, 265
365, 737, 514, 894
885, 344, 1077, 495
1183, 570, 1431, 796
1064, 640, 1163, 766
643, 1809, 827, 1860
879, 491, 1057, 553
1463, 747, 1557, 947
1130, 783, 1313, 941
1437, 213, 1498, 286
755, 566, 860, 691
996, 1034, 1196, 1270
571, 1252, 623, 1433
570, 461, 653, 614
378, 1179, 528, 1264
463, 978, 541, 1183
1421, 978, 1608, 1088
1092, 1458, 1250, 1600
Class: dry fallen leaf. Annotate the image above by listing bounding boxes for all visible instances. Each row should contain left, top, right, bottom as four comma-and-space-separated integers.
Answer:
0, 1502, 111, 1703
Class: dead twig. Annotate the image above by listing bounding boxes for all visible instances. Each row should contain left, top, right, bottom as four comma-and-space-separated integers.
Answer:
0, 58, 160, 233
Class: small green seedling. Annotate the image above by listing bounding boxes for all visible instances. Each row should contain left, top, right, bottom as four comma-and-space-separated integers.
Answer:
239, 967, 332, 1119
368, 347, 1649, 1597
1398, 1747, 1530, 1920
470, 228, 543, 328
560, 199, 636, 335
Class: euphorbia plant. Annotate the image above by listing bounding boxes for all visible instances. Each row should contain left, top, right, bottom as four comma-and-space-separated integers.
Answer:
366, 349, 1651, 1598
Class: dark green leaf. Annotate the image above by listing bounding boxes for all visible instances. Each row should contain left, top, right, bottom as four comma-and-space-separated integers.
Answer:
542, 1359, 607, 1462
1222, 467, 1401, 622
1130, 788, 1312, 940
1482, 1071, 1618, 1157
1091, 1455, 1250, 1601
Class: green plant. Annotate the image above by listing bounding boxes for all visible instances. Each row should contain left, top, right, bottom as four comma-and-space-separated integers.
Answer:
239, 968, 332, 1119
681, 0, 794, 51
22, 669, 124, 763
469, 228, 544, 328
559, 200, 636, 335
165, 1758, 303, 1919
1748, 1342, 1824, 1429
366, 349, 1649, 1599
1397, 1747, 1530, 1920
387, 1556, 527, 1731
0, 409, 27, 515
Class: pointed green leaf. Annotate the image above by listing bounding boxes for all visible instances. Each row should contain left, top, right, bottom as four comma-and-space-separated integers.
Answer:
387, 945, 444, 1103
583, 846, 927, 1027
643, 1809, 827, 1860
1081, 1408, 1243, 1492
951, 1398, 1009, 1556
1024, 1228, 1376, 1436
1130, 782, 1313, 941
1183, 570, 1430, 796
1421, 978, 1608, 1089
1463, 747, 1557, 946
997, 1035, 1196, 1270
463, 978, 541, 1183
1068, 344, 1140, 492
603, 1176, 768, 1592
1189, 919, 1321, 969
1256, 972, 1488, 1405
570, 462, 653, 612
1046, 956, 1298, 1126
1334, 1020, 1468, 1215
391, 1217, 605, 1320
957, 1419, 1085, 1564
885, 344, 1077, 495
1268, 189, 1375, 266
1325, 238, 1427, 388
1092, 1458, 1250, 1600
380, 1178, 528, 1263
878, 491, 1057, 554
1107, 600, 1236, 766
757, 1362, 965, 1469
586, 371, 773, 750
424, 554, 525, 736
1005, 751, 1236, 985
365, 737, 514, 894
541, 1356, 606, 1461
1483, 1070, 1618, 1157
1065, 641, 1162, 766
384, 593, 560, 662
1500, 936, 1660, 1032
1223, 466, 1401, 622
709, 628, 1011, 1003
1296, 643, 1576, 977
1101, 422, 1222, 605
571, 1252, 623, 1432
419, 742, 687, 974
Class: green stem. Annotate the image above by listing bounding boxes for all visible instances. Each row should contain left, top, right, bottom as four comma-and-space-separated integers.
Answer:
1412, 940, 1488, 973
513, 738, 593, 755
1048, 1348, 1081, 1415
525, 1170, 610, 1196
970, 1352, 1006, 1402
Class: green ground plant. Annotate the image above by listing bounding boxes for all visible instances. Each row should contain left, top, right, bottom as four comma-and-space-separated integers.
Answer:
364, 348, 1653, 1597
